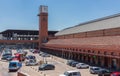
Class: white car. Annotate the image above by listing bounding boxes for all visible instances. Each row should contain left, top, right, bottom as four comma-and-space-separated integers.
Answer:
76, 63, 89, 69
25, 59, 38, 66
59, 70, 81, 76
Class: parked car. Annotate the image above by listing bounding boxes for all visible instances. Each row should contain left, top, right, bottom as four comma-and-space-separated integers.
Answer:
13, 53, 25, 62
89, 66, 101, 74
59, 70, 81, 76
29, 49, 34, 52
5, 55, 14, 61
38, 64, 55, 70
110, 72, 120, 76
9, 60, 22, 72
76, 63, 89, 69
41, 53, 50, 57
32, 49, 39, 53
1, 54, 13, 61
70, 61, 79, 67
67, 60, 75, 66
26, 55, 36, 60
39, 52, 44, 56
25, 59, 38, 66
17, 49, 27, 56
98, 69, 111, 76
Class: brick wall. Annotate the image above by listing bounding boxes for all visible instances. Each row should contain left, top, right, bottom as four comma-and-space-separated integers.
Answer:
86, 30, 104, 37
73, 32, 86, 38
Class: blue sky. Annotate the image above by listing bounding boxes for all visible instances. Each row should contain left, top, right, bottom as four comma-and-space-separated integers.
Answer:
0, 0, 120, 32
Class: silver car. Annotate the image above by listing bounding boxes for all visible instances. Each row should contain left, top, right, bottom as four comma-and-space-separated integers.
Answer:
76, 63, 89, 69
89, 66, 101, 74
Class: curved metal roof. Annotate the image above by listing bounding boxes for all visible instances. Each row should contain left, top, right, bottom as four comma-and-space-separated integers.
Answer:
55, 13, 120, 36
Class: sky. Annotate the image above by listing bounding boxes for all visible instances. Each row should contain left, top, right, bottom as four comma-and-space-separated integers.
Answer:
0, 0, 120, 32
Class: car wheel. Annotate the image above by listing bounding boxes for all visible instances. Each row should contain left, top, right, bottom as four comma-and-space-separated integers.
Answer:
52, 67, 55, 70
90, 71, 92, 74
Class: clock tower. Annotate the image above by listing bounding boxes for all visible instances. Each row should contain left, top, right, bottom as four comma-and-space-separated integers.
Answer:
38, 5, 48, 49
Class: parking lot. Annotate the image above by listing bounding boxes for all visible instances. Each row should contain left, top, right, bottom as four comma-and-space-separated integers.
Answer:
0, 49, 108, 76
23, 49, 98, 76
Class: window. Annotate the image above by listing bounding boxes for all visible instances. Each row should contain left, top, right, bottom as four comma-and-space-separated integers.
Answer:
68, 73, 72, 76
104, 51, 107, 55
88, 50, 91, 53
72, 72, 78, 75
83, 50, 85, 52
98, 51, 100, 54
111, 52, 114, 55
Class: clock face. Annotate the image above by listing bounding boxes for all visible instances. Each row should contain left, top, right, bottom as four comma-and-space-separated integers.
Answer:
41, 6, 48, 13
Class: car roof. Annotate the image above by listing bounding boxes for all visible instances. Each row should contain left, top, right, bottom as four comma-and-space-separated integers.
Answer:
10, 60, 19, 62
78, 63, 85, 64
66, 70, 80, 73
90, 66, 101, 69
42, 64, 54, 66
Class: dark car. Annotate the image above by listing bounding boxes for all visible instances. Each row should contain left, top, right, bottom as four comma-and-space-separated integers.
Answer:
26, 55, 36, 62
70, 61, 79, 67
1, 54, 13, 61
38, 64, 55, 70
67, 60, 75, 66
26, 55, 36, 60
98, 68, 110, 76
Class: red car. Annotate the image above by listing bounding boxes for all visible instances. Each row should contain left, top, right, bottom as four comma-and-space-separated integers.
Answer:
111, 72, 120, 76
13, 53, 25, 62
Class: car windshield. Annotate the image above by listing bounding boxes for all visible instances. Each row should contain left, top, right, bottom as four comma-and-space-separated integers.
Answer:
29, 60, 35, 63
102, 69, 110, 72
64, 71, 69, 75
17, 50, 22, 53
40, 64, 46, 68
28, 56, 35, 59
94, 68, 100, 70
81, 63, 85, 65
9, 63, 17, 67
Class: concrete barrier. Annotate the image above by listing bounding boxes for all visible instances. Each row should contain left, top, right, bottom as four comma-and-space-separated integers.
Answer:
98, 73, 110, 76
17, 71, 30, 76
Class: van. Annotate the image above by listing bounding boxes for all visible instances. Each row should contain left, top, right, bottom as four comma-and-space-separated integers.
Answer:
9, 60, 22, 72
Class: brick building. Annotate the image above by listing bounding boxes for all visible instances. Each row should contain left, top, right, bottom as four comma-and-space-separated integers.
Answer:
39, 6, 120, 70
0, 29, 57, 49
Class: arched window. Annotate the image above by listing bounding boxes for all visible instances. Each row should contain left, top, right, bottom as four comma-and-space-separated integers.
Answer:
111, 52, 114, 55
88, 50, 91, 53
104, 51, 107, 55
98, 51, 100, 54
